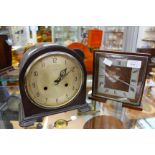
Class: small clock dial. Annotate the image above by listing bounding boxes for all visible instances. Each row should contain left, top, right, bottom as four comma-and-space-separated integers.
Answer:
25, 52, 84, 108
97, 57, 140, 100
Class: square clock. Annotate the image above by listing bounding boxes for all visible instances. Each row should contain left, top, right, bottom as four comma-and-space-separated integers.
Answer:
91, 50, 150, 107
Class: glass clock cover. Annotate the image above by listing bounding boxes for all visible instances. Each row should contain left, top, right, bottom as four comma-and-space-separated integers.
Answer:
25, 52, 83, 108
92, 51, 149, 106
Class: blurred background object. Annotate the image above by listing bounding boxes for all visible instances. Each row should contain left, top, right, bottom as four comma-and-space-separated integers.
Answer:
68, 28, 103, 74
0, 35, 12, 70
37, 26, 52, 42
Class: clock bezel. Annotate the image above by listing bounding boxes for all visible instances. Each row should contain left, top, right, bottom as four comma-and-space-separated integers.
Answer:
24, 51, 84, 109
92, 50, 150, 106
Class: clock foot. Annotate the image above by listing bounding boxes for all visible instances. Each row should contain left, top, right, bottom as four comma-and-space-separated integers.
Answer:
78, 103, 91, 114
24, 123, 43, 129
122, 104, 143, 111
77, 102, 100, 116
19, 103, 37, 127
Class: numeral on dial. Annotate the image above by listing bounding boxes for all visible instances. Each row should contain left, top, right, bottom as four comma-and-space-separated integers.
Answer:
131, 79, 136, 82
105, 89, 109, 93
99, 82, 104, 86
114, 90, 117, 94
75, 76, 77, 81
32, 82, 35, 88
34, 71, 38, 76
130, 87, 135, 92
72, 67, 75, 72
53, 58, 57, 63
118, 61, 121, 65
41, 62, 45, 67
133, 69, 139, 73
36, 92, 40, 97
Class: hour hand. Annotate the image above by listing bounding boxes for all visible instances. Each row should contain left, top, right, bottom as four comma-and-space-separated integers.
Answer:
54, 78, 61, 85
54, 68, 67, 85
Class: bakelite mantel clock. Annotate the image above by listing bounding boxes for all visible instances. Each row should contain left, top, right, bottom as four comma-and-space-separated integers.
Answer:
19, 43, 87, 127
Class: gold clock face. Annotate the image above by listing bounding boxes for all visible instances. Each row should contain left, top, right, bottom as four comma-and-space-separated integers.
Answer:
24, 52, 84, 108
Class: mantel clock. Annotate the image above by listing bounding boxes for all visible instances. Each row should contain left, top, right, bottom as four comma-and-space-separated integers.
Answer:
19, 43, 87, 127
91, 50, 150, 107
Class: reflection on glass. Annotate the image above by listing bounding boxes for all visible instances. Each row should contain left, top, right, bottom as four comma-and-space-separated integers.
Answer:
104, 26, 125, 50
53, 26, 79, 45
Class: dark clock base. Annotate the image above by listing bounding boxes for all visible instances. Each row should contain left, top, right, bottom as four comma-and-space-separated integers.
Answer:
19, 103, 35, 127
89, 95, 143, 111
78, 103, 91, 113
19, 103, 89, 127
122, 103, 143, 111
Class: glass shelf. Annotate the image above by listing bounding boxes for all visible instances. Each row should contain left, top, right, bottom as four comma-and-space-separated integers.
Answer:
1, 66, 155, 129
0, 67, 20, 129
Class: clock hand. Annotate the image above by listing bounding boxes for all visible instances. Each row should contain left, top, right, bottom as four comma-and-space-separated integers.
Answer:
54, 68, 67, 85
64, 66, 75, 77
105, 69, 133, 87
112, 75, 130, 86
54, 67, 75, 85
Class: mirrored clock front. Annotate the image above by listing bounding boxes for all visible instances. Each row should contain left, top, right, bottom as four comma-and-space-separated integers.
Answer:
92, 51, 149, 106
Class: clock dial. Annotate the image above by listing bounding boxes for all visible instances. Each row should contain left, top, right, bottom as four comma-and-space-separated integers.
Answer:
25, 52, 84, 108
97, 57, 140, 100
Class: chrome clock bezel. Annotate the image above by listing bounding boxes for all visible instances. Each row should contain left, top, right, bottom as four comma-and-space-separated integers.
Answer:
24, 51, 84, 109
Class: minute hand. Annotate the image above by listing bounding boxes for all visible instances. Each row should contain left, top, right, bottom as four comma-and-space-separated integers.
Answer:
63, 67, 75, 78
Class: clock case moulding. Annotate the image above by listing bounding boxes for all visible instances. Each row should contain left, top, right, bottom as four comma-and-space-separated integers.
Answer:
90, 50, 150, 110
19, 44, 88, 127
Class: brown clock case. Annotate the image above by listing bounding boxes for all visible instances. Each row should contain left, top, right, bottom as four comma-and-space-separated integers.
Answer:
91, 50, 150, 108
19, 44, 87, 127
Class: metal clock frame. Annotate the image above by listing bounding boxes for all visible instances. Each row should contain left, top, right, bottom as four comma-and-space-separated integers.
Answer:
91, 50, 150, 108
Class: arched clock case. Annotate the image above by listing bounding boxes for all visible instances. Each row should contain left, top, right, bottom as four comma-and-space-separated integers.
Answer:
19, 44, 87, 127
